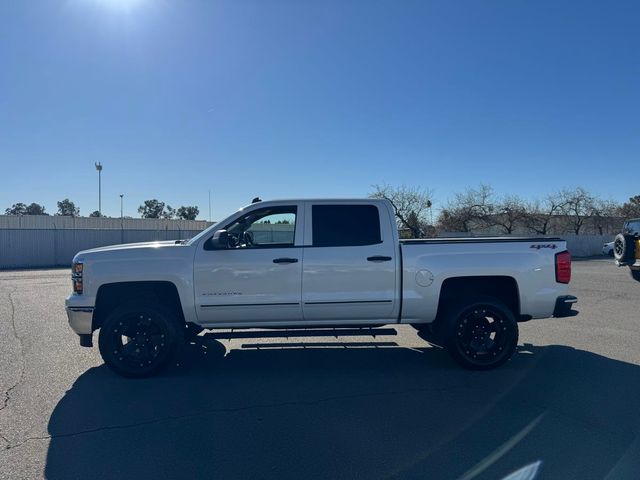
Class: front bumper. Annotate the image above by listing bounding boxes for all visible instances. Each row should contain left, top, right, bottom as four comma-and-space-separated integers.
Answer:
553, 295, 578, 317
65, 294, 95, 335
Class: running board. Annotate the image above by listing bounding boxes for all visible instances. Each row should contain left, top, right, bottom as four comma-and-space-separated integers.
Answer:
203, 327, 398, 340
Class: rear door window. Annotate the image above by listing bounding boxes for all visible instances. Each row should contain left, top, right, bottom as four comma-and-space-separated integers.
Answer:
312, 205, 382, 247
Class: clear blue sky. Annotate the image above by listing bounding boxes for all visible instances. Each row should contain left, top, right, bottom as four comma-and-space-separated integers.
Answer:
1, 0, 638, 220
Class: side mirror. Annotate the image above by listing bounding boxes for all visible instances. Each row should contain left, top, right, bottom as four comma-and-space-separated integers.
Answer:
206, 229, 229, 250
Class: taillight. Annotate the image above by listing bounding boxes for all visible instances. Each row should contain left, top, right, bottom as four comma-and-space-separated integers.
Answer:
555, 251, 571, 284
72, 262, 83, 294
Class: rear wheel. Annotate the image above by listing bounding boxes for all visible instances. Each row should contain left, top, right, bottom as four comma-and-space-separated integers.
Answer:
631, 269, 640, 282
98, 302, 181, 378
442, 296, 518, 370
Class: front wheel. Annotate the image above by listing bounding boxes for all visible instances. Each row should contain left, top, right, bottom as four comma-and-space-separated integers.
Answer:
442, 297, 518, 370
98, 302, 181, 378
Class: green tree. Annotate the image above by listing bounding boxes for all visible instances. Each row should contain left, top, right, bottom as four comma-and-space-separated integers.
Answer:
56, 198, 79, 217
161, 205, 176, 219
138, 199, 175, 219
176, 206, 199, 220
25, 203, 47, 215
619, 195, 640, 219
138, 199, 166, 218
5, 203, 27, 215
89, 210, 102, 218
5, 203, 48, 215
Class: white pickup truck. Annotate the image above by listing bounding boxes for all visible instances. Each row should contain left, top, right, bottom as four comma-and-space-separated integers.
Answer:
66, 198, 577, 377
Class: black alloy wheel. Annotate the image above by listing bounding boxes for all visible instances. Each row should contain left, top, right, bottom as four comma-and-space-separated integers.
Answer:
444, 297, 518, 370
98, 303, 180, 378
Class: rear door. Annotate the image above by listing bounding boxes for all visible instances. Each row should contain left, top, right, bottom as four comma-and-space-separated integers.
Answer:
301, 202, 398, 322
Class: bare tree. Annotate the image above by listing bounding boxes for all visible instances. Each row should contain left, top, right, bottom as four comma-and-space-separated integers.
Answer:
522, 193, 566, 235
370, 184, 433, 238
437, 184, 495, 233
559, 187, 596, 235
590, 199, 620, 235
493, 195, 527, 234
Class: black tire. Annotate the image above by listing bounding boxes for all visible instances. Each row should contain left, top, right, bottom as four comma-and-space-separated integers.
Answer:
614, 233, 635, 263
98, 302, 181, 378
442, 296, 518, 370
631, 269, 640, 282
184, 322, 205, 340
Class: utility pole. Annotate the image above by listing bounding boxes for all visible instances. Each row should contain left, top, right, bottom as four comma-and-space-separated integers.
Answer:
120, 194, 124, 219
208, 189, 212, 222
95, 162, 103, 215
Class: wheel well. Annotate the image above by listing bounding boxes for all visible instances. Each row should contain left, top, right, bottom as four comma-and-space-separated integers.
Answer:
437, 276, 520, 319
93, 281, 185, 331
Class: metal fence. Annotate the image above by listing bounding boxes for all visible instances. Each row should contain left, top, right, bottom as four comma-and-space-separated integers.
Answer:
0, 215, 214, 269
0, 215, 212, 231
0, 228, 206, 269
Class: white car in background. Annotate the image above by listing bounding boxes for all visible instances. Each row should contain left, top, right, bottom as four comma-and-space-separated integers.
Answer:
602, 241, 614, 257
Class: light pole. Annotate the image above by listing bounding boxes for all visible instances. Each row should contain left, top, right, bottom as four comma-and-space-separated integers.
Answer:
95, 162, 103, 216
120, 194, 124, 219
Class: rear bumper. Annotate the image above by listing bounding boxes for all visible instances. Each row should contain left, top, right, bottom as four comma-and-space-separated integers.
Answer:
553, 295, 578, 318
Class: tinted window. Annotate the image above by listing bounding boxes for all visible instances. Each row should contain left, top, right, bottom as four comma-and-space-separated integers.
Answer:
312, 205, 382, 247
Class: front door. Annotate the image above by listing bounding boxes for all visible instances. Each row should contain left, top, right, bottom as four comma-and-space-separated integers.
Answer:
194, 204, 303, 325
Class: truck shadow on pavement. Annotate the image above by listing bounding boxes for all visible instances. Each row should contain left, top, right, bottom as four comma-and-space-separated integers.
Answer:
45, 338, 640, 480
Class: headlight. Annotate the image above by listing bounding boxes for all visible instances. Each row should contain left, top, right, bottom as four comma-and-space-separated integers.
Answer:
72, 262, 83, 294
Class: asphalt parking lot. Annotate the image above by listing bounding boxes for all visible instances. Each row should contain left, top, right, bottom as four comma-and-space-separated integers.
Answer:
0, 259, 639, 480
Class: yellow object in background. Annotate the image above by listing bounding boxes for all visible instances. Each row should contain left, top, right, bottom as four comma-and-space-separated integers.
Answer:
636, 239, 640, 259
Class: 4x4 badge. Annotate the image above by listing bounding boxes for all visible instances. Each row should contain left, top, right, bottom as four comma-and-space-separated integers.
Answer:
530, 244, 557, 250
